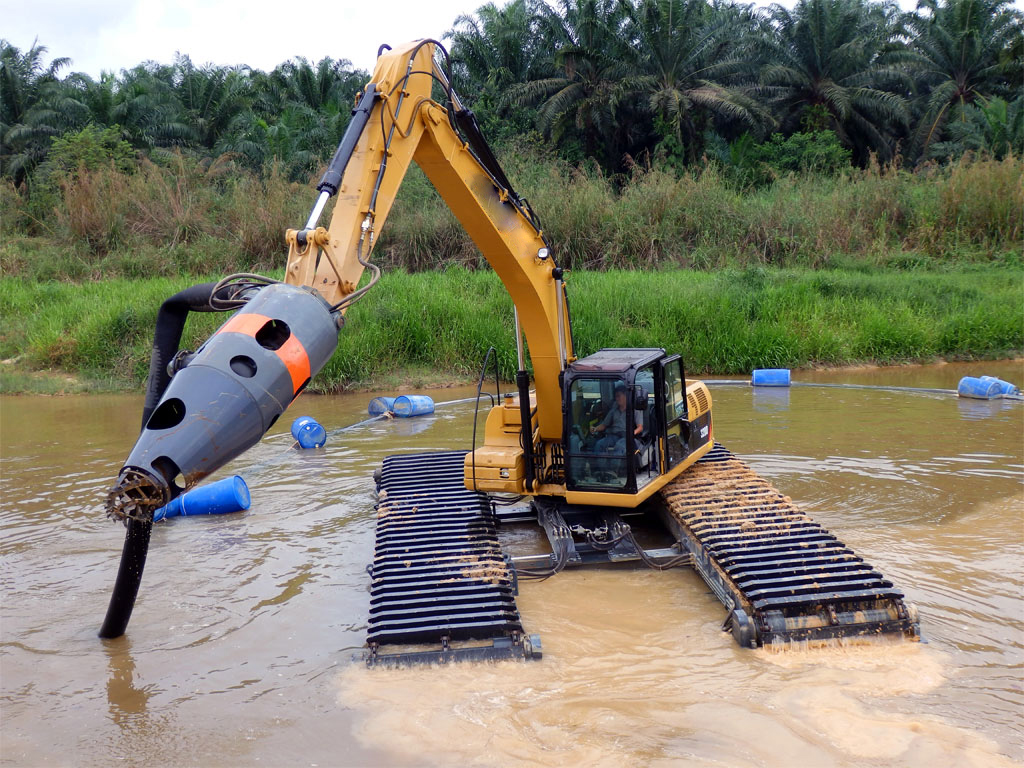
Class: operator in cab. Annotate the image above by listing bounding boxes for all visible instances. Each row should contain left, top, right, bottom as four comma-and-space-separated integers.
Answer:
590, 384, 642, 453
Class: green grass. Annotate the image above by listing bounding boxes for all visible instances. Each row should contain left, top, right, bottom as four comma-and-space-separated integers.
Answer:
0, 276, 228, 386
2, 265, 1020, 393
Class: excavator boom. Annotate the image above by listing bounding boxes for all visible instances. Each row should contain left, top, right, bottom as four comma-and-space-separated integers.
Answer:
284, 40, 572, 440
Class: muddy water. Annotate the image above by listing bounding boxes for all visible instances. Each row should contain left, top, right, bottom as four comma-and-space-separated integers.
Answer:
1, 361, 1021, 767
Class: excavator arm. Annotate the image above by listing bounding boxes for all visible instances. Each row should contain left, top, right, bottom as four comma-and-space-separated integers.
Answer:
284, 40, 573, 440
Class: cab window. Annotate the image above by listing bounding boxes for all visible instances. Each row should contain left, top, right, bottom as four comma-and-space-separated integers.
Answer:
566, 378, 627, 490
634, 365, 658, 489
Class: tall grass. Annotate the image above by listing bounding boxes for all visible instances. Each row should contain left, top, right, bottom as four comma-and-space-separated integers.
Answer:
2, 265, 1020, 393
2, 151, 1020, 280
0, 277, 227, 383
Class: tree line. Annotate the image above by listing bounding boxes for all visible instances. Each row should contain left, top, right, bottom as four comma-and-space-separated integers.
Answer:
2, 0, 1021, 193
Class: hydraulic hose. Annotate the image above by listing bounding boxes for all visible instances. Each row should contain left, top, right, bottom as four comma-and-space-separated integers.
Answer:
102, 282, 227, 639
516, 370, 535, 492
140, 282, 223, 429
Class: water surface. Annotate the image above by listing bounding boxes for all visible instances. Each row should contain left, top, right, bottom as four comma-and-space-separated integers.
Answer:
1, 361, 1022, 766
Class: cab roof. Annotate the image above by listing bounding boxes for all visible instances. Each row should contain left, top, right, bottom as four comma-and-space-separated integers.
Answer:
568, 348, 665, 374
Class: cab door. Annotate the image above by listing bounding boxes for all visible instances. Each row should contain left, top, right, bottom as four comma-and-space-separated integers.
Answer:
658, 355, 688, 471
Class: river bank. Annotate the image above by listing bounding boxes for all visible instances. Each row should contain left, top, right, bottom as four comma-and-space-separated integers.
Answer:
1, 265, 1021, 395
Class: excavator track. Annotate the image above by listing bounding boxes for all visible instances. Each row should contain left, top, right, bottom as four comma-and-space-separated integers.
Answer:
659, 444, 920, 648
364, 446, 918, 663
365, 451, 541, 667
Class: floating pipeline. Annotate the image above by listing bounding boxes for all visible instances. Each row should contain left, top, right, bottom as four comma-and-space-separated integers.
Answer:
701, 372, 1023, 404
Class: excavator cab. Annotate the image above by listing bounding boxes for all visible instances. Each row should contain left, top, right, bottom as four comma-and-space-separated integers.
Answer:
563, 348, 708, 497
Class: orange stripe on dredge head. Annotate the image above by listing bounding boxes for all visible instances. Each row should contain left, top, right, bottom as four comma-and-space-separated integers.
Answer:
276, 335, 311, 394
218, 312, 271, 337
217, 312, 311, 394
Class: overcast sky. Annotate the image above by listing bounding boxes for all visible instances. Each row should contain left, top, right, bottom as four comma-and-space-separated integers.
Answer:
2, 0, 493, 77
3, 0, 998, 79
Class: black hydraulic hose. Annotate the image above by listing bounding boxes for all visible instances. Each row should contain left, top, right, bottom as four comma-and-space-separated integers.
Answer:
103, 281, 233, 639
516, 370, 535, 492
453, 107, 550, 248
140, 282, 223, 429
453, 108, 517, 199
470, 347, 500, 491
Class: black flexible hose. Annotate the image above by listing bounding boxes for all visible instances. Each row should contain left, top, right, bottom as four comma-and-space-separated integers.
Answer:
98, 518, 153, 638
102, 282, 232, 639
140, 282, 223, 429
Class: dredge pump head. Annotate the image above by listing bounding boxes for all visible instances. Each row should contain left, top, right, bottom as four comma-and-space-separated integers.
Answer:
105, 283, 340, 524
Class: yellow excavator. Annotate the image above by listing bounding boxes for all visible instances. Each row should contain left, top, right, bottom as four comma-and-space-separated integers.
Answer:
100, 41, 918, 663
275, 39, 715, 505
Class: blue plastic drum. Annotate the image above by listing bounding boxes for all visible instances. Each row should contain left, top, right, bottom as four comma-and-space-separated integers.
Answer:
751, 369, 791, 387
393, 395, 435, 418
957, 376, 1001, 399
978, 376, 1019, 396
291, 416, 327, 448
368, 397, 396, 416
154, 476, 251, 522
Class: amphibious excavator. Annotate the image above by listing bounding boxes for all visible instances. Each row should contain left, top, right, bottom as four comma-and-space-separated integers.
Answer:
100, 40, 919, 662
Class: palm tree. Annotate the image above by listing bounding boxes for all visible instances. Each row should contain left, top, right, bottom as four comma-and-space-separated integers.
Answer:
173, 55, 252, 150
506, 0, 634, 166
929, 94, 1024, 159
447, 0, 551, 94
0, 39, 74, 184
621, 0, 770, 164
907, 0, 1024, 158
757, 0, 913, 163
256, 57, 365, 156
446, 0, 554, 139
216, 105, 323, 178
104, 64, 193, 150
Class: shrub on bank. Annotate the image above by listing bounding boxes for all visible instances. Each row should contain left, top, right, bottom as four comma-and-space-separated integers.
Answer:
1, 149, 1020, 279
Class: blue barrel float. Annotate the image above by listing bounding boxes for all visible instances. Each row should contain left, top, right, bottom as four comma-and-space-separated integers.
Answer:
393, 395, 435, 418
958, 376, 1016, 400
751, 369, 791, 387
153, 476, 250, 522
291, 416, 327, 448
368, 397, 396, 416
978, 376, 1020, 396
